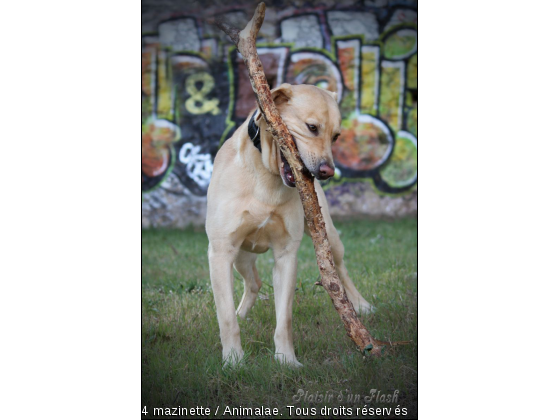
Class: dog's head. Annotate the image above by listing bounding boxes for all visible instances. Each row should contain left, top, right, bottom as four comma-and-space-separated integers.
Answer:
255, 83, 341, 188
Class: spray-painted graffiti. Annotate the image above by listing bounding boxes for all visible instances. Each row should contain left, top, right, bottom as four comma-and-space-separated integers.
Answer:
178, 142, 213, 189
141, 6, 417, 195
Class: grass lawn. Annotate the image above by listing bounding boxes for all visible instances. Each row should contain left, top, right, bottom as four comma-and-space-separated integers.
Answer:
142, 218, 417, 419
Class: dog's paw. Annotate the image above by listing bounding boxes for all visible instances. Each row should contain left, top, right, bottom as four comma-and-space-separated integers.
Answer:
289, 360, 304, 368
355, 302, 376, 315
349, 298, 376, 315
236, 307, 250, 320
222, 348, 245, 368
274, 353, 303, 368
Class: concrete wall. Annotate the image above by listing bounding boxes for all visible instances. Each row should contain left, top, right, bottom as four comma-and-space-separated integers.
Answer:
142, 0, 417, 228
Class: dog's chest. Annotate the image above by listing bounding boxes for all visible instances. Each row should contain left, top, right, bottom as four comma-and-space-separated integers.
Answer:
238, 211, 291, 254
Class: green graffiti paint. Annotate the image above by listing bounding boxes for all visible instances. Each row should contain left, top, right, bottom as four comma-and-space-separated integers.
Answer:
360, 46, 380, 115
406, 104, 417, 138
378, 131, 417, 188
219, 45, 238, 146
383, 29, 417, 60
407, 53, 417, 90
157, 50, 173, 120
379, 61, 405, 132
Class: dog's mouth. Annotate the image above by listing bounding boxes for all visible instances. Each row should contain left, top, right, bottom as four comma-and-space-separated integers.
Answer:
280, 151, 296, 188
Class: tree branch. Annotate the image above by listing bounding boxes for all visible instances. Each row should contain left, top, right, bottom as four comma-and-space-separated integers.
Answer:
216, 2, 407, 355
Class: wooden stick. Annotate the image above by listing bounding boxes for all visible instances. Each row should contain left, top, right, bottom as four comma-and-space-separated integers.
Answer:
216, 2, 400, 355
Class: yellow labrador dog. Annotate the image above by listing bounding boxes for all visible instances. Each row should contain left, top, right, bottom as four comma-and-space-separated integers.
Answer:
206, 83, 372, 367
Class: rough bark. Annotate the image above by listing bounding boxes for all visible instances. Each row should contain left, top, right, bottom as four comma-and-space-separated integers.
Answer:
216, 3, 404, 355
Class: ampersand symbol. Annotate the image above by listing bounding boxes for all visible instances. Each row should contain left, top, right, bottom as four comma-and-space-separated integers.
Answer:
185, 72, 220, 115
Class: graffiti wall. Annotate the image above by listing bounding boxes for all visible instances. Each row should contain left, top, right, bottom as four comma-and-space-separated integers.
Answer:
142, 0, 417, 227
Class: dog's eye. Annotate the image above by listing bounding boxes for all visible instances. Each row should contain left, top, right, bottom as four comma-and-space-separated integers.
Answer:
307, 124, 318, 132
333, 134, 340, 143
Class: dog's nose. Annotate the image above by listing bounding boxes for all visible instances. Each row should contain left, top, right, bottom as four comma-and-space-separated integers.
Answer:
317, 163, 335, 180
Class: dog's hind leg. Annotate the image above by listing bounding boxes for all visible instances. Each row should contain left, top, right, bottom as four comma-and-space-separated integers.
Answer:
306, 180, 374, 314
234, 250, 262, 319
208, 241, 244, 365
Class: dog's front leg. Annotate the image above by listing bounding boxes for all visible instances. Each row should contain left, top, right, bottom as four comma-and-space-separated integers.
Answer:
272, 244, 302, 367
208, 241, 244, 365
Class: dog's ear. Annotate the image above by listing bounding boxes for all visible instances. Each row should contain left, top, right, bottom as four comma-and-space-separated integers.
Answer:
255, 84, 292, 121
271, 83, 292, 107
328, 90, 338, 102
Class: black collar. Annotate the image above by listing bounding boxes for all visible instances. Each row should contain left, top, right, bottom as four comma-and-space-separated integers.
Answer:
248, 110, 261, 152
